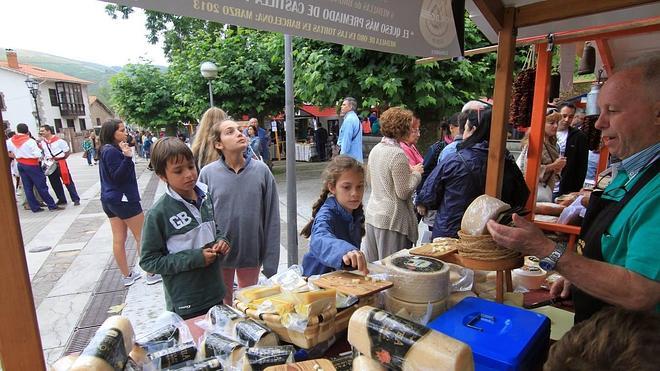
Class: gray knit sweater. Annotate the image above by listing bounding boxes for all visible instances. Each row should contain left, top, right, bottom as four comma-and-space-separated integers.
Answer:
365, 142, 421, 244
199, 156, 280, 277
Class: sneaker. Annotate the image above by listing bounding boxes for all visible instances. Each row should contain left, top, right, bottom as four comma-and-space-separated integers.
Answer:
145, 273, 162, 285
122, 272, 141, 287
74, 200, 80, 206
49, 206, 63, 212
56, 200, 67, 205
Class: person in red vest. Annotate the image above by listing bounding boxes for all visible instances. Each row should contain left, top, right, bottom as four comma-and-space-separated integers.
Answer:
39, 124, 81, 206
6, 123, 60, 212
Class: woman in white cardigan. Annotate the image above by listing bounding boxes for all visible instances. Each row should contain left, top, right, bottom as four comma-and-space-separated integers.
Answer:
363, 107, 423, 262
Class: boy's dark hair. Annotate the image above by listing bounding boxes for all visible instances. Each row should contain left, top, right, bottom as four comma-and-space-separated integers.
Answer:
40, 124, 54, 134
559, 102, 576, 111
150, 137, 195, 177
99, 119, 123, 148
544, 307, 660, 371
16, 123, 29, 134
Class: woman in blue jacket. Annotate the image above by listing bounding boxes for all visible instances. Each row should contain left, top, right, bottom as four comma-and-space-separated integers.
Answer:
99, 119, 159, 286
301, 156, 368, 276
417, 109, 529, 239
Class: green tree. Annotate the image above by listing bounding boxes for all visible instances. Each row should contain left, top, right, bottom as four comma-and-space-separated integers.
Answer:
109, 62, 183, 133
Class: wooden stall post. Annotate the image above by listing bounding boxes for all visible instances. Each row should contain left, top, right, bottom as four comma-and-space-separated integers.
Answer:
0, 111, 46, 370
486, 7, 517, 198
524, 44, 552, 215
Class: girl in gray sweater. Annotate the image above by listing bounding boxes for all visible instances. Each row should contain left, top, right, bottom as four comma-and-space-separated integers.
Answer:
199, 120, 280, 304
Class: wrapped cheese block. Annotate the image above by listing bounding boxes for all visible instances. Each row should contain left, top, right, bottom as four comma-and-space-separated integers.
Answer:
383, 292, 447, 323
128, 344, 148, 366
241, 345, 295, 371
352, 355, 386, 371
461, 195, 510, 236
348, 306, 474, 371
236, 285, 282, 304
384, 255, 450, 303
70, 316, 134, 371
208, 304, 246, 335
199, 332, 246, 365
136, 323, 179, 345
234, 318, 279, 347
148, 342, 197, 368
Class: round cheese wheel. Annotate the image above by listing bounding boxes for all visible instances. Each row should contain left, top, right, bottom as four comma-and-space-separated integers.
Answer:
200, 332, 246, 366
234, 319, 279, 347
209, 304, 245, 335
461, 195, 510, 236
383, 292, 447, 323
524, 255, 540, 268
70, 316, 134, 371
352, 355, 386, 371
383, 255, 450, 303
347, 306, 474, 371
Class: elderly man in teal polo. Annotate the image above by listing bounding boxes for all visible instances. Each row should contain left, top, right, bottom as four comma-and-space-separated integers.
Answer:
487, 52, 660, 323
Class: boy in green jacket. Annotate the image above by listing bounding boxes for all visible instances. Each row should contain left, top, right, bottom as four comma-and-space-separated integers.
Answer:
140, 138, 230, 319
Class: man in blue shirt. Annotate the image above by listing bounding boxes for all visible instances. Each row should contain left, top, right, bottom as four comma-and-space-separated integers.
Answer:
486, 53, 660, 323
337, 97, 363, 163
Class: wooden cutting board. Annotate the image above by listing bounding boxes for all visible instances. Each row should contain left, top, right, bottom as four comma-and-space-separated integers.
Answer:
314, 271, 392, 297
410, 239, 459, 260
264, 359, 335, 371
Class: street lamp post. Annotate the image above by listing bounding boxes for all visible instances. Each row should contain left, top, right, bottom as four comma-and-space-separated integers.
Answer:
25, 77, 41, 125
200, 62, 218, 108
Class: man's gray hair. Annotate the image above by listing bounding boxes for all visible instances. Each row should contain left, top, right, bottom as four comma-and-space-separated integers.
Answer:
461, 100, 489, 113
343, 97, 358, 112
615, 52, 660, 101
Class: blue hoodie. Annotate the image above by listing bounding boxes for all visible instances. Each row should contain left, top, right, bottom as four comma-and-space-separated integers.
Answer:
302, 196, 364, 276
99, 144, 140, 203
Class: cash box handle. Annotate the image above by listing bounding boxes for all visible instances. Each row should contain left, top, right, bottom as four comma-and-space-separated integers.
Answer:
464, 312, 496, 332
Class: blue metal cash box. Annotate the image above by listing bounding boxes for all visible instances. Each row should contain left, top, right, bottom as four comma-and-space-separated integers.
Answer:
428, 297, 550, 371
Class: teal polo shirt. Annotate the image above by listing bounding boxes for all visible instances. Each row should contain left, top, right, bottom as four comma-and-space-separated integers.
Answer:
600, 144, 660, 288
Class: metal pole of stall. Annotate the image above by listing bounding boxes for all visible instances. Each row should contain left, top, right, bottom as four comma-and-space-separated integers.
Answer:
284, 34, 298, 266
208, 80, 214, 107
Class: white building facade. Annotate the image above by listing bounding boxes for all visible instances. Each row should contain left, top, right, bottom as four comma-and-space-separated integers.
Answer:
1, 49, 92, 135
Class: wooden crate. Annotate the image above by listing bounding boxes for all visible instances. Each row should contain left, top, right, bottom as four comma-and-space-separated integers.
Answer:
234, 301, 336, 349
334, 295, 378, 334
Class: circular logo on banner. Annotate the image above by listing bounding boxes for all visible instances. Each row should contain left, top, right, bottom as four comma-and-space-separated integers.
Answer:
419, 0, 457, 49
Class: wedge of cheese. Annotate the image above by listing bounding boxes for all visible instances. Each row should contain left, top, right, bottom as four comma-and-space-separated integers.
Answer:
294, 296, 336, 318
352, 355, 386, 371
236, 285, 282, 304
348, 306, 474, 371
70, 316, 134, 371
248, 293, 296, 316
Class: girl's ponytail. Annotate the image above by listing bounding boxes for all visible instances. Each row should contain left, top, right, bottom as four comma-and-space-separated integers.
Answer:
300, 188, 330, 238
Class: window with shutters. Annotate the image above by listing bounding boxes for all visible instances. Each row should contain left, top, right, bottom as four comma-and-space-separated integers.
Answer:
49, 89, 59, 106
67, 119, 75, 130
54, 119, 63, 131
79, 118, 86, 131
55, 82, 85, 116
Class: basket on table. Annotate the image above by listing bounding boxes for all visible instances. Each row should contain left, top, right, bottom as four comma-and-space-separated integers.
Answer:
457, 230, 520, 261
234, 300, 336, 349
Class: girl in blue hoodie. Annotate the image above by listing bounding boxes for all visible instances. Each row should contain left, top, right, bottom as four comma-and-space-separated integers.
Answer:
301, 155, 369, 276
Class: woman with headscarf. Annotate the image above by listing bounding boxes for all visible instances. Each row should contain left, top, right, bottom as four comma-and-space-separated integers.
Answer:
417, 109, 529, 239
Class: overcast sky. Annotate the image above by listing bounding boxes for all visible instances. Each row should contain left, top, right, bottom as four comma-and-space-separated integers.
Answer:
0, 0, 168, 66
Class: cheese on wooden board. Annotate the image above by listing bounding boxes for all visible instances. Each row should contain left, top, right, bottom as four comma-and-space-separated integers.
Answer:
383, 292, 447, 323
237, 285, 282, 304
70, 316, 134, 371
461, 194, 510, 236
383, 255, 450, 303
234, 318, 279, 347
352, 355, 386, 371
200, 332, 246, 366
284, 288, 337, 305
241, 345, 295, 371
347, 306, 474, 371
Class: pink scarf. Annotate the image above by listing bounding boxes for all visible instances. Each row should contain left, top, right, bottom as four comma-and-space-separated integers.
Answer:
399, 141, 423, 166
